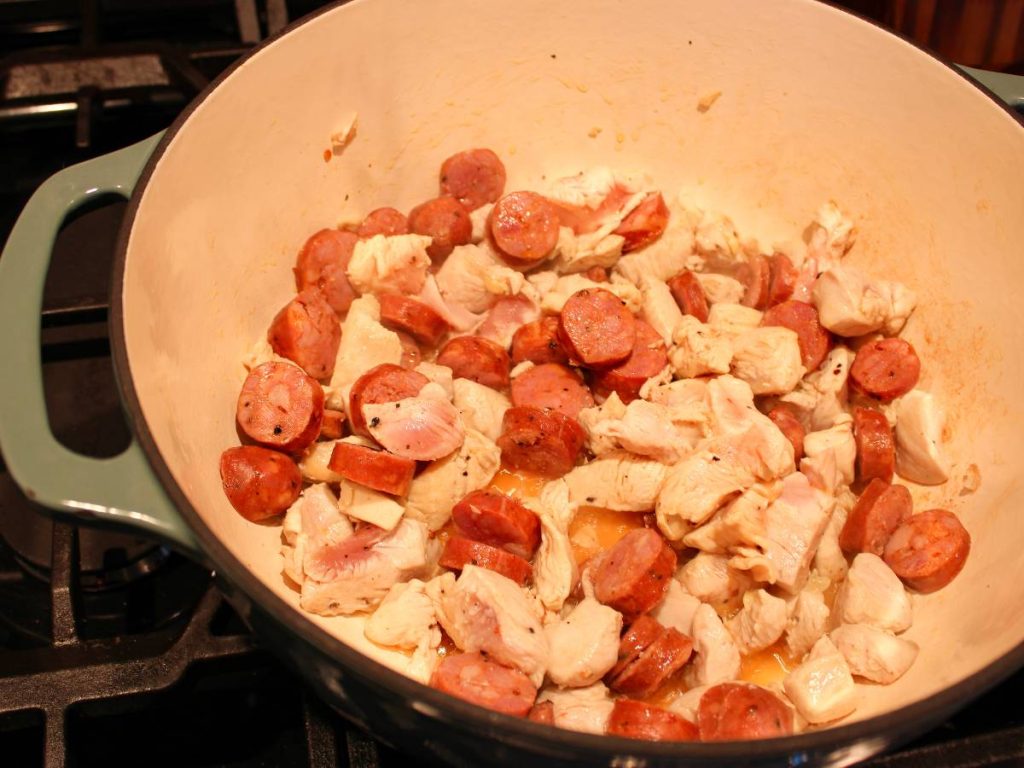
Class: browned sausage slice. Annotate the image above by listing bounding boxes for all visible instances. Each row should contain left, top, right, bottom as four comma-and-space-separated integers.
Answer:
850, 338, 921, 402
884, 509, 971, 593
697, 683, 794, 741
327, 440, 417, 496
739, 254, 771, 310
320, 409, 346, 440
853, 407, 896, 484
439, 535, 533, 585
607, 699, 699, 741
667, 270, 710, 323
591, 320, 668, 404
452, 489, 542, 558
267, 288, 341, 380
378, 293, 451, 347
608, 615, 665, 681
430, 652, 537, 717
511, 363, 595, 418
490, 191, 561, 265
558, 288, 637, 369
767, 405, 805, 461
767, 252, 798, 306
440, 148, 507, 211
348, 363, 429, 436
613, 192, 669, 253
593, 528, 677, 620
511, 317, 568, 366
840, 478, 912, 556
762, 300, 833, 371
585, 266, 609, 282
294, 228, 359, 315
437, 336, 511, 390
408, 196, 472, 262
608, 626, 693, 698
357, 207, 409, 238
237, 362, 324, 453
496, 406, 585, 478
527, 700, 555, 724
220, 446, 302, 521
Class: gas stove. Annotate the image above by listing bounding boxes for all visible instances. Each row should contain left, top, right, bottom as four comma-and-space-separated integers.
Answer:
1, 3, 1022, 766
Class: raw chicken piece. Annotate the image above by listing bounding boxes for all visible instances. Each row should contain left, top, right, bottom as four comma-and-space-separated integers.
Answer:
538, 682, 616, 734
329, 295, 403, 388
545, 167, 619, 208
553, 224, 628, 274
364, 579, 440, 650
641, 277, 685, 345
564, 451, 668, 512
468, 203, 494, 243
683, 481, 781, 554
363, 394, 465, 461
683, 603, 741, 687
784, 637, 857, 724
475, 292, 541, 349
835, 553, 912, 634
242, 336, 292, 371
665, 684, 710, 723
347, 233, 431, 295
707, 303, 764, 333
337, 478, 405, 531
806, 202, 856, 264
800, 415, 856, 493
895, 390, 950, 485
669, 315, 733, 378
785, 589, 831, 658
529, 479, 579, 612
692, 208, 744, 273
415, 274, 483, 332
677, 553, 753, 606
576, 394, 628, 457
281, 483, 346, 586
812, 265, 916, 337
812, 493, 851, 584
642, 378, 709, 408
435, 242, 528, 313
650, 579, 701, 635
730, 326, 805, 395
297, 440, 345, 484
451, 378, 511, 442
695, 273, 745, 305
413, 362, 454, 399
725, 589, 789, 655
583, 399, 705, 465
779, 346, 855, 431
830, 624, 919, 684
544, 598, 623, 687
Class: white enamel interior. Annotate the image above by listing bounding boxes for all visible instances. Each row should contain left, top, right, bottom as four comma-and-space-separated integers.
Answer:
120, 0, 1024, 733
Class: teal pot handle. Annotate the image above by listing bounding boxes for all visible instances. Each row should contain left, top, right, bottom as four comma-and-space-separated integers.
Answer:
0, 134, 199, 556
959, 65, 1024, 111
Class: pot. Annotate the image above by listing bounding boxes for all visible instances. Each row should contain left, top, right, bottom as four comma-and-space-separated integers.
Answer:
1, 0, 1023, 764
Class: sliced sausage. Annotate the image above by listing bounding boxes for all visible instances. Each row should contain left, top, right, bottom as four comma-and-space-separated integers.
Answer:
884, 509, 971, 593
439, 535, 533, 585
739, 254, 771, 310
511, 363, 595, 418
348, 363, 429, 436
237, 362, 324, 453
320, 409, 346, 440
408, 196, 472, 262
593, 528, 677, 619
667, 270, 710, 323
697, 683, 795, 741
378, 293, 451, 347
585, 266, 609, 282
267, 288, 341, 380
489, 191, 561, 265
440, 148, 506, 211
853, 407, 896, 484
527, 700, 555, 725
326, 440, 417, 496
607, 626, 693, 698
608, 615, 665, 680
767, 252, 798, 306
511, 317, 568, 366
219, 446, 301, 521
591, 320, 668, 404
558, 288, 637, 369
607, 700, 699, 742
357, 207, 409, 238
430, 652, 537, 717
850, 338, 921, 402
613, 192, 669, 253
452, 489, 541, 559
497, 406, 585, 478
761, 300, 832, 371
840, 478, 912, 556
437, 336, 510, 390
396, 331, 422, 369
293, 228, 359, 315
767, 405, 805, 461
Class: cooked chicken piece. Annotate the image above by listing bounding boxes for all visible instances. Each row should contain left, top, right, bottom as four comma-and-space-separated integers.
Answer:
707, 302, 764, 333
650, 579, 702, 635
281, 483, 345, 586
545, 598, 623, 687
692, 208, 744, 274
336, 478, 405, 531
364, 579, 440, 650
895, 390, 950, 485
665, 684, 710, 723
705, 374, 781, 440
538, 682, 616, 735
670, 315, 734, 379
683, 481, 781, 554
451, 378, 510, 443
683, 603, 742, 687
529, 480, 579, 612
414, 362, 454, 399
641, 277, 685, 345
299, 517, 432, 616
415, 274, 483, 332
696, 273, 745, 305
584, 399, 705, 464
405, 429, 501, 531
725, 589, 789, 654
806, 202, 856, 264
812, 490, 851, 584
613, 193, 699, 287
469, 202, 494, 243
243, 337, 292, 371
779, 346, 855, 431
835, 553, 912, 634
812, 265, 917, 337
347, 233, 431, 295
554, 225, 627, 274
642, 378, 709, 408
784, 636, 857, 724
545, 166, 619, 208
785, 589, 831, 658
830, 624, 919, 684
565, 451, 668, 512
330, 295, 404, 388
435, 242, 528, 314
801, 416, 856, 494
438, 564, 548, 685
297, 440, 345, 484
730, 326, 805, 395
577, 394, 629, 457
534, 272, 643, 314
475, 291, 542, 349
677, 553, 753, 606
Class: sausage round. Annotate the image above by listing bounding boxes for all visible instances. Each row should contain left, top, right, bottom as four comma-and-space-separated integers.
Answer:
452, 489, 542, 559
267, 288, 341, 380
320, 408, 346, 440
591, 320, 668, 404
237, 362, 324, 453
607, 626, 693, 698
489, 191, 561, 265
378, 293, 451, 347
853, 407, 896, 484
761, 300, 833, 371
608, 615, 665, 681
840, 478, 912, 556
430, 652, 537, 717
850, 338, 921, 402
408, 196, 472, 262
439, 535, 533, 585
739, 254, 771, 310
348, 363, 429, 436
527, 700, 555, 725
356, 207, 409, 238
510, 317, 568, 366
440, 148, 507, 211
697, 683, 794, 741
607, 699, 699, 742
496, 406, 585, 478
613, 192, 669, 253
767, 252, 798, 306
327, 440, 417, 496
437, 336, 511, 390
767, 405, 806, 461
511, 363, 595, 418
584, 266, 609, 282
293, 228, 359, 315
219, 446, 301, 521
593, 528, 677, 619
558, 288, 637, 369
667, 270, 710, 323
884, 509, 971, 593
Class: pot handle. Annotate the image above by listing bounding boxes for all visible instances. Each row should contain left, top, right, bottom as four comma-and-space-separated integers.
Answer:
0, 134, 199, 556
959, 65, 1024, 111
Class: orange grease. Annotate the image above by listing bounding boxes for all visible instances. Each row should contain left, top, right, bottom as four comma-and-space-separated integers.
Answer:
568, 506, 646, 567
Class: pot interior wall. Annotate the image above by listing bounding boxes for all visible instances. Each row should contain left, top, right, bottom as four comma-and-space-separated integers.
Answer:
120, 0, 1024, 729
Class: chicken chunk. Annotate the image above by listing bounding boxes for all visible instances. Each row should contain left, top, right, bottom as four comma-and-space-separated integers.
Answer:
468, 202, 494, 243
415, 274, 483, 332
696, 273, 745, 305
725, 589, 789, 655
533, 272, 643, 314
435, 242, 528, 313
669, 315, 733, 378
640, 277, 685, 345
553, 224, 628, 274
730, 326, 805, 395
297, 441, 346, 484
806, 202, 856, 264
801, 416, 856, 494
895, 390, 950, 485
650, 579, 701, 635
812, 265, 916, 337
784, 637, 857, 724
347, 233, 431, 295
835, 553, 912, 634
530, 479, 579, 612
812, 493, 851, 584
364, 579, 440, 650
451, 378, 510, 442
330, 295, 404, 389
544, 598, 623, 687
538, 682, 616, 734
682, 481, 780, 554
692, 208, 744, 273
582, 399, 705, 465
281, 482, 347, 586
785, 589, 831, 658
544, 166, 618, 208
337, 478, 405, 531
779, 346, 855, 431
642, 377, 708, 408
707, 302, 764, 333
565, 451, 668, 512
683, 603, 742, 687
830, 624, 919, 684
576, 394, 628, 457
677, 553, 754, 606
414, 362, 454, 399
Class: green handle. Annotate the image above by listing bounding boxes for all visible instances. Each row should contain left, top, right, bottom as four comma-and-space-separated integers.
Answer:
0, 134, 199, 555
959, 65, 1024, 112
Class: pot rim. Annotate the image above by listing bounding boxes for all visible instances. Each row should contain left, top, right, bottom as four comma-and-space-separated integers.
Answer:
109, 0, 1024, 759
